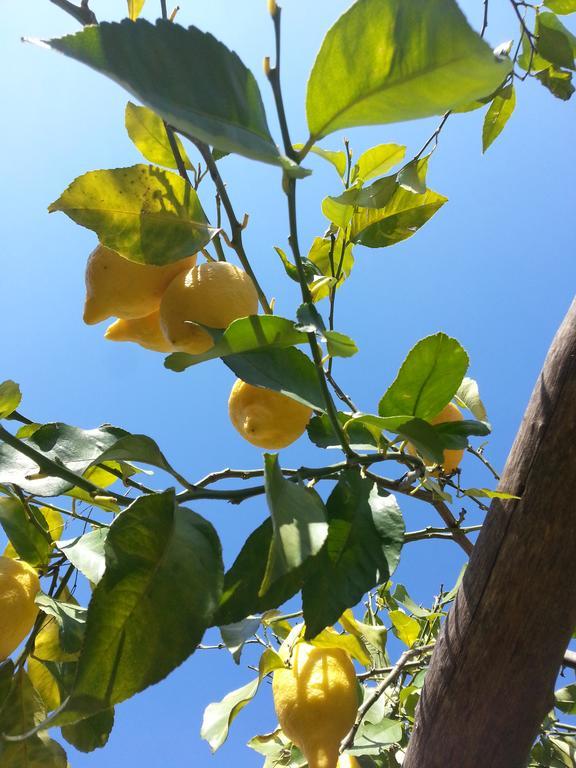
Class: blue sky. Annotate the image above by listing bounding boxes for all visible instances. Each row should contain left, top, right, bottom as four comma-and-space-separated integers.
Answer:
1, 1, 575, 765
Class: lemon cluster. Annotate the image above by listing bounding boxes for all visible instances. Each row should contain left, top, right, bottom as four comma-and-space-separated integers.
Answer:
272, 642, 359, 768
83, 245, 312, 449
0, 556, 40, 661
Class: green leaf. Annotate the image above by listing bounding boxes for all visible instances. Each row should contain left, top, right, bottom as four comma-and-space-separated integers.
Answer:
537, 66, 575, 100
294, 144, 347, 177
544, 0, 576, 13
306, 235, 354, 301
214, 519, 308, 627
345, 413, 416, 435
463, 488, 519, 500
127, 0, 145, 20
389, 609, 421, 647
0, 423, 125, 497
455, 376, 489, 423
61, 708, 114, 753
0, 381, 21, 419
306, 0, 511, 140
275, 246, 320, 284
219, 617, 262, 664
41, 21, 304, 174
93, 433, 179, 478
555, 683, 576, 714
536, 13, 576, 70
307, 412, 381, 451
260, 454, 328, 596
323, 176, 399, 230
379, 333, 469, 421
339, 610, 388, 655
483, 84, 516, 152
57, 528, 108, 585
395, 418, 445, 464
392, 584, 433, 619
397, 155, 431, 195
200, 649, 283, 752
303, 471, 404, 639
61, 491, 222, 718
34, 594, 87, 656
353, 144, 406, 183
0, 669, 68, 768
432, 418, 491, 448
351, 185, 447, 248
49, 164, 215, 266
223, 346, 326, 411
125, 102, 193, 169
0, 497, 54, 567
325, 330, 358, 358
165, 316, 308, 371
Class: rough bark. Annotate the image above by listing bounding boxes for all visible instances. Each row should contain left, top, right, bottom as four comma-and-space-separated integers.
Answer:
404, 298, 576, 768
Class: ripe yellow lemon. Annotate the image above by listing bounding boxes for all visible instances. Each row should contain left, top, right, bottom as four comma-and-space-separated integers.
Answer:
228, 380, 312, 449
0, 556, 41, 661
159, 261, 259, 355
83, 244, 196, 324
408, 402, 465, 473
272, 642, 358, 768
337, 756, 360, 768
105, 310, 174, 353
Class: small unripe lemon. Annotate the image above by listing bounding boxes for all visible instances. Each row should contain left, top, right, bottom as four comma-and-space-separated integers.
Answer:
228, 379, 312, 449
272, 642, 358, 768
83, 244, 196, 325
159, 261, 258, 355
0, 556, 41, 661
105, 310, 174, 353
407, 401, 465, 473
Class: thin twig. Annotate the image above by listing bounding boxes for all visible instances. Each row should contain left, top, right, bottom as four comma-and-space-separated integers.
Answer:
404, 524, 483, 544
48, 0, 96, 24
184, 136, 272, 315
340, 644, 435, 752
481, 0, 489, 37
415, 111, 451, 159
467, 446, 501, 480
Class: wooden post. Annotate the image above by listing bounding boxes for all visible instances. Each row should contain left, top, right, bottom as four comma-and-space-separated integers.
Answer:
403, 299, 576, 768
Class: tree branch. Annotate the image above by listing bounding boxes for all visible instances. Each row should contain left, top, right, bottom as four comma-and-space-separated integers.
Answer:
48, 0, 96, 25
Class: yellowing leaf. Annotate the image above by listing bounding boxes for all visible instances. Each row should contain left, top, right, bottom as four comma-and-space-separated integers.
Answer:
27, 658, 61, 712
389, 610, 421, 647
127, 0, 145, 20
311, 626, 372, 667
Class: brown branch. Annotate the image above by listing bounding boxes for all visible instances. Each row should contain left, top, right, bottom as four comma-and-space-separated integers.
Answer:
48, 0, 96, 25
404, 298, 576, 768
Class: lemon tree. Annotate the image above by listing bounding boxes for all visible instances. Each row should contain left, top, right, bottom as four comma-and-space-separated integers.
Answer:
1, 0, 575, 767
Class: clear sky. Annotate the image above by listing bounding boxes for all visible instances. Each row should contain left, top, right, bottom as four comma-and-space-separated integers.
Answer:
1, 1, 575, 766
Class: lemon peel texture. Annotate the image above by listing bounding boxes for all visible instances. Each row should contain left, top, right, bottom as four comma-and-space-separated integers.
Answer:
105, 310, 174, 353
228, 379, 312, 449
0, 556, 41, 661
159, 261, 259, 355
272, 642, 358, 768
83, 244, 196, 324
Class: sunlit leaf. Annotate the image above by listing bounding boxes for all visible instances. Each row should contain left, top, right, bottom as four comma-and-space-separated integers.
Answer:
219, 617, 261, 664
0, 497, 54, 567
311, 626, 372, 666
389, 610, 421, 647
536, 12, 576, 70
125, 101, 193, 169
351, 185, 447, 248
555, 683, 576, 714
294, 144, 347, 177
0, 381, 21, 419
307, 412, 381, 451
165, 316, 308, 371
57, 529, 108, 586
537, 66, 575, 100
306, 0, 511, 140
307, 235, 354, 301
544, 0, 576, 13
260, 454, 328, 596
397, 155, 431, 195
127, 0, 145, 20
379, 333, 469, 421
49, 165, 215, 266
455, 377, 489, 423
483, 83, 516, 152
353, 143, 406, 183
